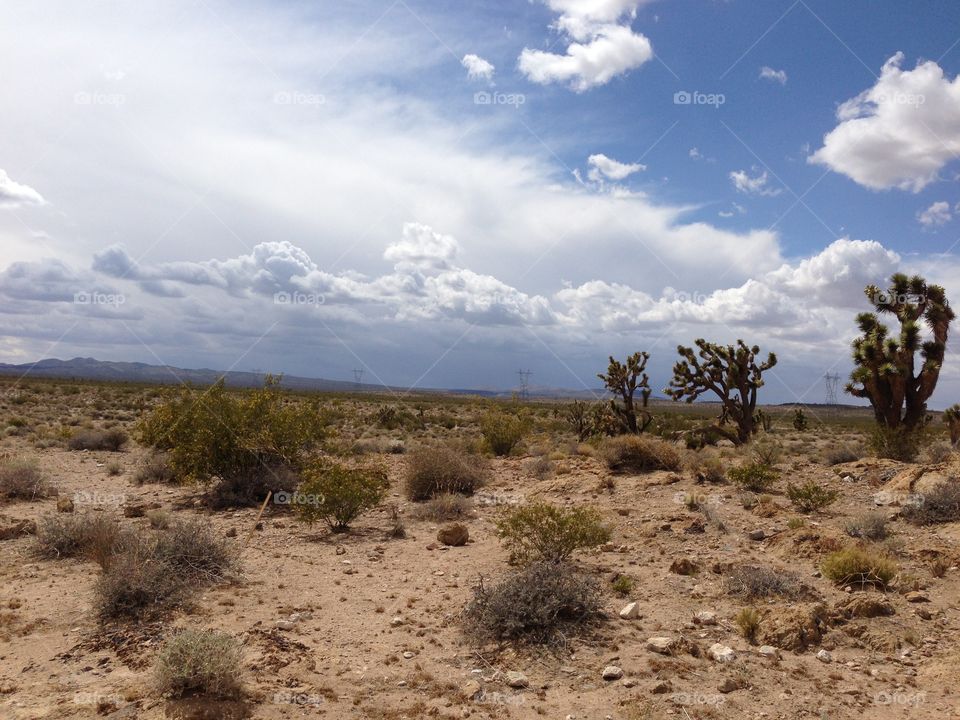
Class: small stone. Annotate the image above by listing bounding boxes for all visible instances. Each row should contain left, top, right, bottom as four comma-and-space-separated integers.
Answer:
274, 620, 294, 631
225, 527, 237, 537
335, 546, 346, 555
254, 521, 264, 531
906, 591, 929, 603
816, 649, 832, 663
402, 651, 415, 659
123, 503, 145, 518
669, 558, 698, 576
505, 671, 528, 688
708, 643, 736, 663
718, 677, 741, 694
693, 610, 717, 626
57, 497, 74, 513
916, 608, 933, 620
748, 529, 766, 541
621, 678, 637, 688
601, 665, 623, 681
619, 602, 641, 619
437, 523, 469, 547
460, 680, 482, 700
651, 680, 672, 694
601, 542, 616, 552
391, 617, 404, 626
646, 637, 676, 655
758, 645, 780, 659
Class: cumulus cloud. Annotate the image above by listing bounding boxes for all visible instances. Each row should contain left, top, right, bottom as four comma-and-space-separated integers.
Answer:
383, 223, 460, 270
0, 169, 45, 208
519, 1, 653, 91
917, 201, 952, 227
729, 168, 781, 196
461, 54, 494, 83
809, 53, 960, 192
586, 153, 645, 182
759, 66, 787, 84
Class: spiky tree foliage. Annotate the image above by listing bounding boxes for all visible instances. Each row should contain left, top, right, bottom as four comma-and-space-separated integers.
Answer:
665, 339, 777, 445
558, 400, 592, 441
847, 274, 954, 432
598, 352, 652, 434
945, 405, 960, 447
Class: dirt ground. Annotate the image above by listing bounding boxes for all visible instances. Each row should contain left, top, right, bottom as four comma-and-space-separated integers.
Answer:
2, 390, 960, 720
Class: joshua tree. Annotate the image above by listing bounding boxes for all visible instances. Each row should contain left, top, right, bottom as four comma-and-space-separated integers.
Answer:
792, 408, 809, 431
846, 274, 954, 434
945, 405, 960, 448
559, 400, 592, 441
665, 339, 777, 445
598, 352, 653, 434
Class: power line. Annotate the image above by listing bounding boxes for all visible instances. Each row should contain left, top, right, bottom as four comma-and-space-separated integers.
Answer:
516, 369, 532, 400
824, 372, 840, 405
352, 368, 365, 391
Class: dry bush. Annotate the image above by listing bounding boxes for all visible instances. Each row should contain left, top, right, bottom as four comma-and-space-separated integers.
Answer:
526, 455, 554, 481
295, 461, 389, 532
749, 439, 783, 467
901, 482, 960, 525
95, 540, 187, 619
410, 492, 473, 522
728, 463, 778, 492
844, 512, 888, 540
152, 518, 239, 581
687, 452, 726, 484
134, 452, 177, 485
601, 435, 681, 474
786, 481, 839, 512
495, 501, 610, 564
404, 446, 488, 501
0, 460, 50, 501
726, 564, 804, 600
463, 562, 601, 645
35, 514, 122, 562
921, 441, 954, 464
154, 629, 243, 699
735, 607, 762, 643
821, 546, 897, 588
822, 445, 863, 466
67, 428, 128, 451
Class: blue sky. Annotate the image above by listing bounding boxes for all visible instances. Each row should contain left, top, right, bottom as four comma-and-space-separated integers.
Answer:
1, 0, 960, 405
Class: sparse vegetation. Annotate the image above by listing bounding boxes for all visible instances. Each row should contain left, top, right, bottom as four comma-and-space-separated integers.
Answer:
901, 481, 960, 525
410, 492, 473, 521
600, 435, 681, 473
0, 460, 49, 501
154, 629, 243, 699
786, 481, 839, 512
844, 512, 889, 540
67, 428, 128, 451
821, 546, 898, 588
495, 501, 610, 564
295, 461, 389, 532
726, 564, 804, 599
134, 452, 177, 485
479, 409, 529, 456
728, 462, 779, 492
404, 445, 487, 501
598, 351, 653, 434
35, 513, 122, 562
735, 606, 762, 643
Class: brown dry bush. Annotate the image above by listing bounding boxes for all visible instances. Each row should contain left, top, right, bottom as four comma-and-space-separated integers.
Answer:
67, 428, 128, 451
410, 492, 474, 522
34, 513, 122, 562
901, 482, 960, 525
725, 564, 805, 600
404, 445, 488, 501
0, 460, 50, 501
134, 452, 178, 485
601, 435, 681, 473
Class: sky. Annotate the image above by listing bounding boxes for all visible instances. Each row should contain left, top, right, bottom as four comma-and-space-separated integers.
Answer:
1, 0, 960, 406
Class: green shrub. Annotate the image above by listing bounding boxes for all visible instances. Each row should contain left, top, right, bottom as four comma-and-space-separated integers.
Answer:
786, 481, 839, 512
728, 463, 778, 492
480, 410, 530, 456
750, 439, 783, 467
464, 562, 601, 645
868, 426, 921, 462
735, 607, 762, 643
601, 435, 681, 474
154, 629, 243, 699
611, 574, 634, 596
792, 409, 809, 431
67, 428, 128, 451
0, 460, 49, 501
495, 501, 610, 564
901, 482, 960, 525
295, 461, 388, 532
404, 446, 487, 501
821, 546, 897, 589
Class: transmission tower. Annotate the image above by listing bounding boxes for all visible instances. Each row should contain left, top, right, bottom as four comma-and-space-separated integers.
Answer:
824, 372, 840, 405
516, 369, 533, 401
352, 368, 365, 391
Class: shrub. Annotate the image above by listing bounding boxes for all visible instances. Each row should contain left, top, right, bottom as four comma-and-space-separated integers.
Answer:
410, 492, 474, 521
921, 441, 954, 464
728, 463, 778, 492
601, 435, 681, 474
792, 409, 809, 431
688, 454, 725, 484
95, 540, 186, 619
495, 502, 610, 564
611, 574, 634, 596
295, 461, 388, 532
136, 378, 329, 502
154, 629, 243, 699
734, 607, 762, 643
526, 455, 554, 481
821, 546, 897, 588
463, 562, 601, 645
822, 444, 863, 466
35, 514, 122, 562
726, 564, 803, 599
868, 426, 921, 462
404, 446, 487, 501
67, 428, 128, 452
480, 410, 529, 456
0, 460, 49, 501
147, 509, 171, 529
786, 481, 839, 512
134, 452, 177, 485
901, 481, 960, 525
750, 439, 783, 467
153, 518, 238, 581
844, 512, 888, 540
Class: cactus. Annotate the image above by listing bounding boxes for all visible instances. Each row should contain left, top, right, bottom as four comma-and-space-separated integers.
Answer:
665, 339, 777, 445
792, 408, 809, 431
846, 273, 954, 433
945, 404, 960, 447
598, 352, 653, 434
559, 400, 592, 441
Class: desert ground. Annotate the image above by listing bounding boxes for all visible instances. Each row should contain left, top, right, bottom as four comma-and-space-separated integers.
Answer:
1, 377, 959, 720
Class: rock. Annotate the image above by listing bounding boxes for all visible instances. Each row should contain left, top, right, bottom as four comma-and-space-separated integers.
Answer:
390, 617, 404, 626
123, 503, 146, 518
254, 521, 264, 531
669, 558, 698, 576
505, 671, 528, 689
402, 651, 415, 659
651, 680, 672, 694
693, 610, 717, 626
906, 591, 929, 603
225, 527, 237, 537
816, 649, 832, 663
718, 677, 741, 693
601, 666, 623, 681
757, 604, 828, 651
684, 518, 705, 534
916, 608, 933, 620
832, 595, 895, 619
758, 645, 779, 659
601, 542, 616, 552
274, 620, 295, 631
747, 529, 766, 541
0, 517, 36, 540
335, 546, 346, 555
57, 496, 74, 513
460, 680, 482, 700
646, 637, 676, 655
621, 678, 637, 688
708, 643, 736, 663
437, 523, 469, 547
619, 602, 641, 619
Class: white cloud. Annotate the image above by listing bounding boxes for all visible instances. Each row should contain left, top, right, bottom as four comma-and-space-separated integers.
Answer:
0, 169, 44, 208
587, 153, 645, 182
729, 168, 782, 196
383, 223, 460, 270
461, 54, 494, 83
809, 53, 960, 192
519, 2, 654, 92
759, 66, 787, 85
689, 147, 701, 160
917, 200, 952, 227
